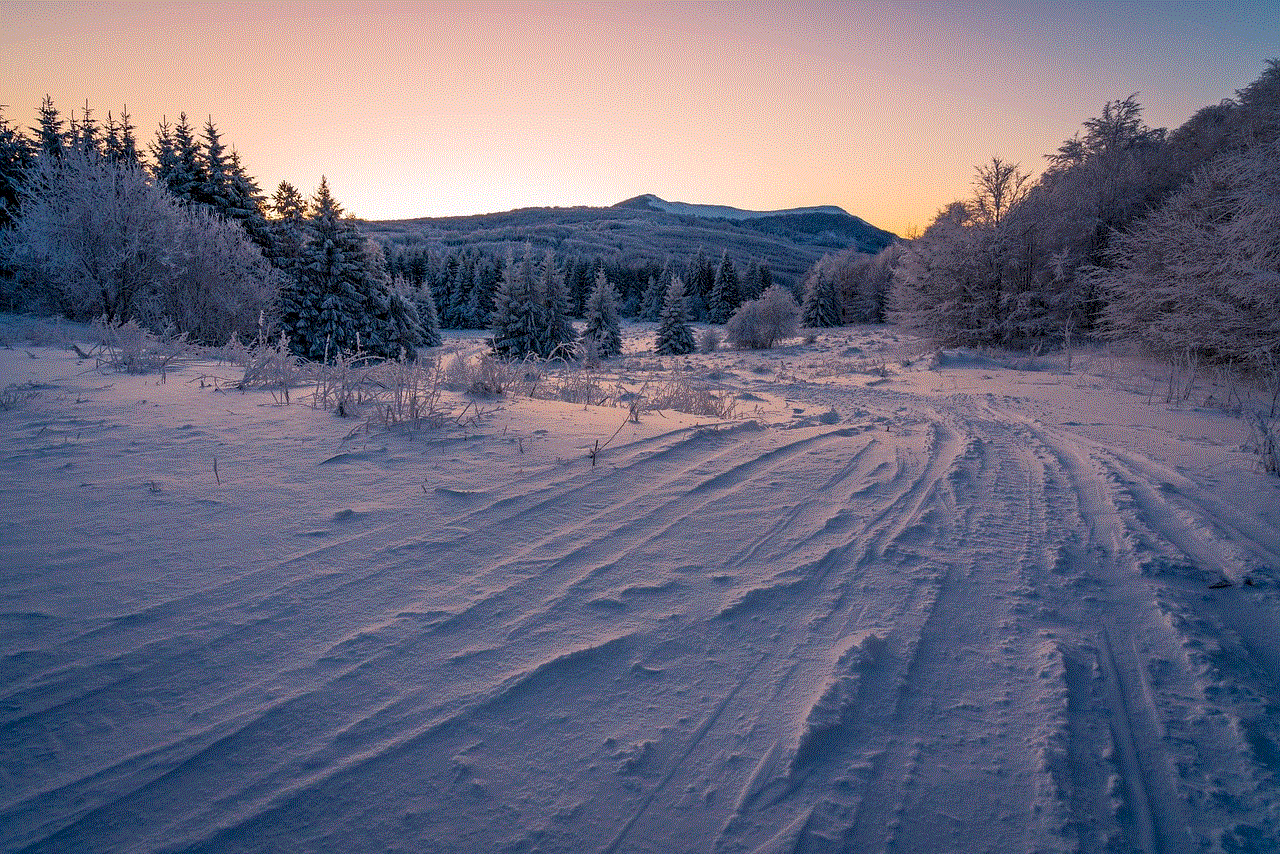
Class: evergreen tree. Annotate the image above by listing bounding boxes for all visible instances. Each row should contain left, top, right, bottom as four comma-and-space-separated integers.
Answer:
0, 107, 34, 232
149, 117, 177, 184
445, 252, 472, 327
655, 275, 696, 355
277, 178, 386, 360
708, 252, 741, 323
161, 113, 204, 203
801, 269, 842, 328
464, 259, 497, 327
412, 278, 442, 347
741, 260, 772, 302
361, 251, 427, 360
491, 250, 541, 358
640, 272, 665, 321
685, 250, 715, 321
581, 268, 622, 359
68, 101, 101, 160
225, 149, 270, 249
195, 117, 233, 212
102, 107, 140, 166
535, 249, 576, 358
566, 255, 594, 316
267, 179, 308, 281
33, 96, 64, 159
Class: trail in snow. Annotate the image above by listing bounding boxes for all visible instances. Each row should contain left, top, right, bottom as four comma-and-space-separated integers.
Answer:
1, 325, 1278, 853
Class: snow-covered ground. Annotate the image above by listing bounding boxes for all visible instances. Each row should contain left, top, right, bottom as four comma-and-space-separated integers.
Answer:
2, 320, 1278, 853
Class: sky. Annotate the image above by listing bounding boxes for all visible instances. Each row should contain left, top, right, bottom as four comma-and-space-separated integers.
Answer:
2, 1, 1276, 236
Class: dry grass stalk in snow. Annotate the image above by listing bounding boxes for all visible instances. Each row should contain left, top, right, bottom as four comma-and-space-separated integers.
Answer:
89, 316, 193, 375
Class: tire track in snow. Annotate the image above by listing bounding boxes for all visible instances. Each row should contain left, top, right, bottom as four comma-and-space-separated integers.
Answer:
598, 419, 967, 852
1022, 414, 1279, 852
2, 422, 892, 853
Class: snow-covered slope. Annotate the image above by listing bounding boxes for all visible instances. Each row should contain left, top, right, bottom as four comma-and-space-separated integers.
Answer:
617, 193, 852, 221
2, 322, 1278, 853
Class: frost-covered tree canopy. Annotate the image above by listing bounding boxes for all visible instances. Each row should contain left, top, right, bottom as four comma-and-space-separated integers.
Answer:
885, 60, 1280, 361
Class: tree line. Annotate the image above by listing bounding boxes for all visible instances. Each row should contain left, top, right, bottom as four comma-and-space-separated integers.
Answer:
879, 59, 1280, 377
0, 98, 798, 362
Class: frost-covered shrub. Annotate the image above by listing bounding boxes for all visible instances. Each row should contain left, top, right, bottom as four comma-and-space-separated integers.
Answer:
726, 285, 800, 349
3, 150, 275, 343
1096, 141, 1280, 372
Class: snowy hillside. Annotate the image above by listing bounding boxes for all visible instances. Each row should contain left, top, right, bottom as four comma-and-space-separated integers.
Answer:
617, 193, 852, 221
2, 321, 1278, 853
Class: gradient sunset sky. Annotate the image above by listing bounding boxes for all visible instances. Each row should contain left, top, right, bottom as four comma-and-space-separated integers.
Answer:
2, 1, 1276, 235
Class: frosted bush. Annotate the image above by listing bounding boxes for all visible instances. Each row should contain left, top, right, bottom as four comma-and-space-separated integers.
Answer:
726, 285, 800, 349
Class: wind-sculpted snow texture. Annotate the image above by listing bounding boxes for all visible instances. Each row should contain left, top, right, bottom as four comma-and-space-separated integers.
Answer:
2, 325, 1278, 853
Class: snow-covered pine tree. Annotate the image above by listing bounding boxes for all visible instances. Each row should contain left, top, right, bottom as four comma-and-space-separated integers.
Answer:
581, 268, 622, 358
195, 118, 233, 213
225, 149, 271, 250
162, 113, 204, 204
280, 178, 376, 360
446, 254, 472, 328
413, 278, 442, 348
639, 273, 665, 322
707, 252, 741, 324
801, 268, 842, 328
536, 250, 576, 358
491, 250, 541, 358
655, 274, 696, 355
371, 272, 429, 359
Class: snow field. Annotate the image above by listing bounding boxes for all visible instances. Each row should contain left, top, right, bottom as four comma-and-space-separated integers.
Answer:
1, 322, 1278, 853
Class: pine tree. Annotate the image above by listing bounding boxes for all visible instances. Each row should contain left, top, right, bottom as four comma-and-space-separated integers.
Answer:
0, 107, 34, 232
491, 250, 541, 358
195, 117, 233, 212
161, 113, 204, 203
413, 279, 443, 347
69, 101, 101, 160
463, 260, 495, 327
801, 270, 842, 328
640, 273, 665, 321
225, 149, 270, 249
111, 107, 140, 165
266, 179, 308, 280
581, 268, 622, 358
278, 178, 378, 360
33, 96, 64, 159
655, 275, 696, 355
708, 252, 741, 323
535, 250, 576, 358
149, 117, 177, 184
445, 253, 472, 328
685, 250, 715, 321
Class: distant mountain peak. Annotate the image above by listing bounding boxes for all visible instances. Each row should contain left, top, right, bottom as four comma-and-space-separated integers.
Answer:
615, 194, 851, 221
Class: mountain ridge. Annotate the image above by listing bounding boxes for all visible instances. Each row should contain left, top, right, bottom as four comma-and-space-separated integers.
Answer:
360, 194, 898, 288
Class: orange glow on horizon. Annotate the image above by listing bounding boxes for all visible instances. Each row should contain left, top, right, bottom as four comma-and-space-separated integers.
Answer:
1, 1, 1273, 237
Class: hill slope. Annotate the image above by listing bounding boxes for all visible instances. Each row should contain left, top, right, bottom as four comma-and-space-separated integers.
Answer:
360, 195, 898, 287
